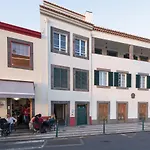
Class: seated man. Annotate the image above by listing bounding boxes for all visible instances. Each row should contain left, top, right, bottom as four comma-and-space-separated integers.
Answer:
6, 114, 17, 133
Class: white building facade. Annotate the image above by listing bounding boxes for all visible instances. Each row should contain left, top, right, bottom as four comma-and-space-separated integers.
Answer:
0, 22, 48, 122
40, 1, 150, 126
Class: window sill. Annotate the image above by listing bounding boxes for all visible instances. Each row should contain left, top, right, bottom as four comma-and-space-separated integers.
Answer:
116, 87, 129, 90
8, 65, 33, 70
96, 85, 111, 89
73, 88, 89, 92
51, 87, 70, 91
52, 48, 70, 56
138, 88, 149, 91
73, 54, 89, 60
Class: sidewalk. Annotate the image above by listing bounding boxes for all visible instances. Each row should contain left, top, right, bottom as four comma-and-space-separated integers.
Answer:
1, 122, 150, 142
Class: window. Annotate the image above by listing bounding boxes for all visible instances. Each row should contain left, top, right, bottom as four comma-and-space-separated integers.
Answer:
118, 73, 126, 88
75, 39, 86, 57
107, 50, 118, 57
51, 65, 70, 90
114, 72, 131, 88
73, 34, 89, 59
95, 48, 102, 55
51, 27, 70, 55
7, 37, 33, 70
99, 71, 108, 86
53, 32, 67, 52
94, 70, 113, 87
140, 75, 146, 89
73, 69, 89, 91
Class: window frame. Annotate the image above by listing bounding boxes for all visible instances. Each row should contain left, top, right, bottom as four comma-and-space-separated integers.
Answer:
98, 71, 108, 86
51, 64, 70, 90
73, 68, 89, 91
73, 34, 89, 59
7, 37, 33, 70
140, 75, 147, 89
51, 27, 70, 55
118, 72, 127, 88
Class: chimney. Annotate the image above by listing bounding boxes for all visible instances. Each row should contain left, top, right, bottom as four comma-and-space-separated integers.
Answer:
85, 11, 93, 23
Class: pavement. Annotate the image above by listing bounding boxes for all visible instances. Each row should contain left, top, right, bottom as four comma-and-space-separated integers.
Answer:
1, 122, 150, 142
1, 132, 150, 150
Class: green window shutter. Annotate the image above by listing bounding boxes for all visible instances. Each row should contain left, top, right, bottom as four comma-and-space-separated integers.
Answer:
127, 73, 132, 88
147, 76, 150, 89
81, 72, 88, 90
94, 70, 99, 85
75, 71, 81, 89
108, 72, 113, 86
61, 69, 68, 88
136, 75, 140, 88
54, 68, 61, 88
114, 72, 119, 86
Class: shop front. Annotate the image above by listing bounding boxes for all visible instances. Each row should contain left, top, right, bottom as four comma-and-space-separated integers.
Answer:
0, 80, 35, 129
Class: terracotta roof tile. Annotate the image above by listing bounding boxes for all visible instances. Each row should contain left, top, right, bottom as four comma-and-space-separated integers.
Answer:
94, 26, 150, 43
44, 0, 85, 17
40, 5, 93, 26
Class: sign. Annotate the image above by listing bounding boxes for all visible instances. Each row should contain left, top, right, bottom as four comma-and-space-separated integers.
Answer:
0, 101, 5, 108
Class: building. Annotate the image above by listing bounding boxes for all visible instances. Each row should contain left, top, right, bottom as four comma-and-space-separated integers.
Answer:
1, 1, 150, 127
40, 1, 150, 126
0, 21, 49, 125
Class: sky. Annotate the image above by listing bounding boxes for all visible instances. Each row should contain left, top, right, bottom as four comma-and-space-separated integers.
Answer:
0, 0, 150, 38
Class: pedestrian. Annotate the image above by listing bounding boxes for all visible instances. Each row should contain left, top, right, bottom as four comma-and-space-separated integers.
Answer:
6, 113, 17, 133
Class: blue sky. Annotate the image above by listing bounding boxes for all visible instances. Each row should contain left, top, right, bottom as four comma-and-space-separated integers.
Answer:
0, 0, 150, 38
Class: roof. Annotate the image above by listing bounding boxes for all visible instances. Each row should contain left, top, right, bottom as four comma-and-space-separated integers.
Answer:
44, 0, 85, 17
42, 1, 150, 44
40, 5, 93, 26
0, 22, 41, 39
94, 26, 150, 44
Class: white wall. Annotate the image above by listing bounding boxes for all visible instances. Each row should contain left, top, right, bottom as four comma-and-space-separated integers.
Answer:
0, 30, 48, 116
92, 54, 150, 120
40, 14, 92, 117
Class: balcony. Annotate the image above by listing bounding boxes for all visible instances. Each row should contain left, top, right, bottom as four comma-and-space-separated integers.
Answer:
94, 38, 150, 63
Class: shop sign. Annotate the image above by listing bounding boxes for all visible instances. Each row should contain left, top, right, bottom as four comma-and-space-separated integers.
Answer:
0, 101, 5, 108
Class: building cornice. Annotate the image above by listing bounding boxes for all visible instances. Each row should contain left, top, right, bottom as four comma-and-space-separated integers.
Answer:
40, 5, 93, 31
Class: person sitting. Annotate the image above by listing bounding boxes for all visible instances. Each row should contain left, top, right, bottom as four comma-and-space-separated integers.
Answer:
6, 113, 17, 133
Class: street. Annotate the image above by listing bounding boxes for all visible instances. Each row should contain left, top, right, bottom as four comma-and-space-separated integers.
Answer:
0, 132, 150, 150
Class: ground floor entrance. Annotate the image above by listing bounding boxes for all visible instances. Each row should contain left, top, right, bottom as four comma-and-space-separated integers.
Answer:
97, 102, 110, 123
7, 98, 35, 129
51, 101, 70, 126
117, 102, 128, 122
138, 102, 148, 121
75, 102, 89, 126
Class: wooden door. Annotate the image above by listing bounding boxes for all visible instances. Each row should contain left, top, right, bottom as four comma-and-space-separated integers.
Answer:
77, 105, 87, 125
117, 103, 127, 122
99, 103, 109, 122
138, 103, 148, 121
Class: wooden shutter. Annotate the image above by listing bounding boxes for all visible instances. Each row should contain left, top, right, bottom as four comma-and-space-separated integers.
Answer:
61, 69, 68, 88
136, 75, 140, 88
147, 76, 150, 89
75, 71, 81, 89
114, 72, 119, 87
82, 72, 88, 90
30, 43, 34, 70
54, 68, 61, 88
108, 72, 113, 86
127, 73, 132, 88
94, 70, 99, 85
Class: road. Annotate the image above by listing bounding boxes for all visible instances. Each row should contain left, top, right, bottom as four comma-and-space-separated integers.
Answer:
0, 132, 150, 150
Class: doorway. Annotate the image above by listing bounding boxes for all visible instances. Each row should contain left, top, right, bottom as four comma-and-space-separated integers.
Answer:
51, 101, 70, 126
77, 104, 87, 125
117, 102, 128, 122
138, 102, 148, 121
7, 98, 34, 129
98, 102, 110, 123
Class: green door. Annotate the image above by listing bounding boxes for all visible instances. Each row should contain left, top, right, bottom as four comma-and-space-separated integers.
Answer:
77, 105, 87, 125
